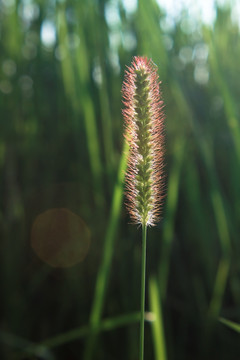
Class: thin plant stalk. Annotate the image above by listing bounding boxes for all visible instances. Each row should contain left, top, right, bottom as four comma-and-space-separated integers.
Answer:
140, 224, 147, 360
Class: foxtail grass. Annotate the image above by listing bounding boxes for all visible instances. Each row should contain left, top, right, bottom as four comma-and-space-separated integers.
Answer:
122, 56, 165, 360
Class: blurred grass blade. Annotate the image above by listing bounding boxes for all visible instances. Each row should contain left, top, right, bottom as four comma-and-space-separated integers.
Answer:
57, 9, 77, 106
57, 4, 104, 204
210, 189, 231, 256
159, 137, 185, 299
200, 142, 231, 324
3, 0, 21, 59
1, 312, 140, 357
137, 0, 168, 67
219, 318, 240, 333
171, 74, 231, 325
204, 29, 240, 160
88, 2, 115, 174
208, 258, 230, 323
0, 331, 54, 360
149, 276, 167, 360
41, 312, 140, 349
83, 140, 129, 360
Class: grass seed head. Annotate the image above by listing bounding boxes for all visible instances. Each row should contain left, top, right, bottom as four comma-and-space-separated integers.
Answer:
122, 56, 165, 226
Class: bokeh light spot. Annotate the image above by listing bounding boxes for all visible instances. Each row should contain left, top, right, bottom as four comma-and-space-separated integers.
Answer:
40, 20, 56, 48
194, 64, 209, 85
31, 208, 91, 268
179, 46, 193, 65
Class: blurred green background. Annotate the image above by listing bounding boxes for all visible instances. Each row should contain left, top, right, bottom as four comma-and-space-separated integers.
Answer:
1, 0, 240, 359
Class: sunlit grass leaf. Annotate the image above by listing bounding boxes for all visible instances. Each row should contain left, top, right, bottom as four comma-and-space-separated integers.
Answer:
219, 318, 240, 334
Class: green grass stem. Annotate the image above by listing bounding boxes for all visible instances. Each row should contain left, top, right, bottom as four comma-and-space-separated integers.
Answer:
149, 276, 167, 360
140, 224, 147, 360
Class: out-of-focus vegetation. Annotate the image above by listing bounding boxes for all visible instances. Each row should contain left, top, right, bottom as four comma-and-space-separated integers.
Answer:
1, 0, 240, 359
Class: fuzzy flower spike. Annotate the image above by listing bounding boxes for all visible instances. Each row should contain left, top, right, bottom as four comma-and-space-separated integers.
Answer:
122, 56, 164, 226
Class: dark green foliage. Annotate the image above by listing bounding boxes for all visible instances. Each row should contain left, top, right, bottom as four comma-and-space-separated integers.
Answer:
1, 1, 240, 359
